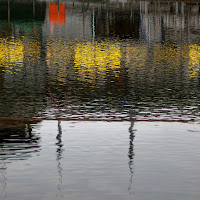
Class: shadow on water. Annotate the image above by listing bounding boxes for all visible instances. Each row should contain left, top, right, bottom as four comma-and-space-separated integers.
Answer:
0, 119, 41, 199
0, 119, 41, 161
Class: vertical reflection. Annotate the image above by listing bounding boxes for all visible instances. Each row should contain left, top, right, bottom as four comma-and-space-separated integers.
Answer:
128, 121, 136, 199
33, 0, 35, 17
8, 0, 10, 25
56, 120, 64, 199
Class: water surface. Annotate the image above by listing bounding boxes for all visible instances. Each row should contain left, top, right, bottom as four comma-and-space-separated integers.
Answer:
0, 0, 200, 120
1, 121, 200, 200
1, 1, 200, 199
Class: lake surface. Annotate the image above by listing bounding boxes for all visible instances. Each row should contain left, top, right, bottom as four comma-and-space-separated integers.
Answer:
1, 121, 200, 200
1, 0, 200, 199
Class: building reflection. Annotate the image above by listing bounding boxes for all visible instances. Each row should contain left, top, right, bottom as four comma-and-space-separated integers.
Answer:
74, 41, 121, 83
49, 3, 65, 24
188, 45, 200, 78
0, 37, 41, 73
0, 0, 200, 120
43, 0, 200, 119
94, 1, 140, 39
0, 35, 46, 118
0, 0, 46, 118
140, 1, 200, 43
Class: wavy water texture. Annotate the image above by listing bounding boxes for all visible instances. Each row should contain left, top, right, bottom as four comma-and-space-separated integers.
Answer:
0, 0, 200, 121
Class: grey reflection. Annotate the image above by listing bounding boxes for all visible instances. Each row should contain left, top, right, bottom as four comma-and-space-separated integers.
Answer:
56, 120, 64, 199
0, 148, 7, 200
128, 120, 136, 198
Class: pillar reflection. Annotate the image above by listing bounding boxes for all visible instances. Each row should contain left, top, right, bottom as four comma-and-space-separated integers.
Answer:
128, 120, 136, 199
56, 120, 64, 199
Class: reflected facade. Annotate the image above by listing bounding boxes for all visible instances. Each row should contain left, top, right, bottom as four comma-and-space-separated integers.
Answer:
0, 0, 200, 120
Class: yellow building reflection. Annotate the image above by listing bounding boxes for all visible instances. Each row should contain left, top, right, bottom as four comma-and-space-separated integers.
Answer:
74, 41, 121, 83
46, 40, 122, 84
0, 38, 23, 74
189, 45, 200, 78
0, 37, 40, 74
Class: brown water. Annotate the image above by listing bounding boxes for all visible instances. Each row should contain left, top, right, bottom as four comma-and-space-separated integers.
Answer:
1, 0, 200, 199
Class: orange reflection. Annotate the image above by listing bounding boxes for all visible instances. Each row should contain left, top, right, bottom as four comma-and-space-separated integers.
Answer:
49, 3, 65, 24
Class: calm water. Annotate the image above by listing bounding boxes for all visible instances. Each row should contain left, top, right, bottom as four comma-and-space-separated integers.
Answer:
1, 0, 200, 199
1, 121, 200, 200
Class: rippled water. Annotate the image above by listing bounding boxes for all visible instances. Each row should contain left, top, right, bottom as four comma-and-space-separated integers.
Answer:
0, 0, 200, 120
1, 1, 200, 200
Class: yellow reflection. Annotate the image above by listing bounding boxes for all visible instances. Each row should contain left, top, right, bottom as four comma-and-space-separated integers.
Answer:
0, 38, 23, 74
153, 44, 179, 69
9, 40, 24, 64
189, 45, 200, 78
0, 37, 40, 74
0, 39, 7, 65
74, 41, 121, 83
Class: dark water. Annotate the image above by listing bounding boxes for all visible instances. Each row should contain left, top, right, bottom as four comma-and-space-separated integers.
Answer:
1, 1, 200, 200
0, 0, 200, 120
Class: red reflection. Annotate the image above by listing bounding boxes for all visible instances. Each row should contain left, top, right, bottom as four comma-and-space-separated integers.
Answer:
49, 3, 65, 24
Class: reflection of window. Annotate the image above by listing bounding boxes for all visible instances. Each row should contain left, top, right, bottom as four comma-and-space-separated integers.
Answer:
0, 37, 40, 74
0, 38, 23, 67
189, 45, 200, 78
74, 42, 121, 83
49, 3, 65, 24
75, 42, 121, 70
